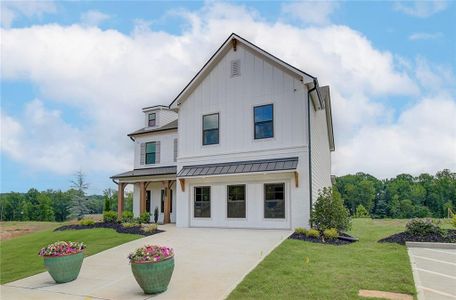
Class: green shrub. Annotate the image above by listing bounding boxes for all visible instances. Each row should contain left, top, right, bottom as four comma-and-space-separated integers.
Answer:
139, 212, 151, 224
142, 223, 158, 233
323, 228, 338, 240
306, 228, 320, 238
103, 210, 118, 223
452, 215, 456, 228
354, 204, 370, 218
79, 218, 95, 226
311, 187, 351, 232
122, 211, 134, 223
406, 218, 442, 236
294, 227, 307, 235
122, 222, 138, 228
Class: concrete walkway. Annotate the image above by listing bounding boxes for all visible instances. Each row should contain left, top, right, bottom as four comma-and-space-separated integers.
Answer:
1, 225, 290, 300
407, 245, 456, 300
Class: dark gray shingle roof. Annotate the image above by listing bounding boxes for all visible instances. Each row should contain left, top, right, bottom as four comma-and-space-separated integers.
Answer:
177, 157, 298, 178
128, 119, 178, 137
111, 166, 177, 179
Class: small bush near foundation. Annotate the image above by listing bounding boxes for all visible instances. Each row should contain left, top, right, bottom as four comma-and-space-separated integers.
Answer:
306, 229, 320, 238
406, 218, 442, 236
323, 228, 338, 240
79, 218, 95, 226
122, 222, 138, 228
103, 211, 117, 223
452, 215, 456, 228
122, 211, 134, 223
295, 227, 307, 235
139, 212, 151, 224
142, 223, 158, 233
311, 187, 351, 232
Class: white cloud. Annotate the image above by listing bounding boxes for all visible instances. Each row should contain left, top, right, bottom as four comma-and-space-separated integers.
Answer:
1, 2, 452, 179
393, 0, 448, 17
80, 10, 110, 27
281, 1, 338, 25
409, 32, 443, 41
0, 0, 57, 27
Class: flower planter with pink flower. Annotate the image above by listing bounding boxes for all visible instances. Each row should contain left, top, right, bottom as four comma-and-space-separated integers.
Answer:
38, 241, 85, 283
128, 245, 174, 294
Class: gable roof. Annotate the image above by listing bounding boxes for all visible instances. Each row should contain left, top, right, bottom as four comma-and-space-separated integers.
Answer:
169, 33, 316, 109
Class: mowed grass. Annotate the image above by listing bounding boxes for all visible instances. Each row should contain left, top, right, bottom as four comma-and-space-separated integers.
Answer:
0, 225, 141, 284
228, 219, 418, 300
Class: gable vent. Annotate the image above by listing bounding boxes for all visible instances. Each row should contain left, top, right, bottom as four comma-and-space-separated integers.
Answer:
231, 59, 241, 77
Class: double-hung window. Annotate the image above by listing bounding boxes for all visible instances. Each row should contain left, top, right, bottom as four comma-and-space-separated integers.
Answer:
194, 186, 211, 218
264, 183, 285, 219
202, 113, 219, 145
148, 113, 156, 127
254, 104, 274, 139
227, 185, 246, 218
145, 142, 156, 164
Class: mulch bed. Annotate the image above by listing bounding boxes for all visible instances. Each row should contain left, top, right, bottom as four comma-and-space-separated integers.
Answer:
378, 229, 456, 245
288, 232, 358, 245
54, 222, 163, 236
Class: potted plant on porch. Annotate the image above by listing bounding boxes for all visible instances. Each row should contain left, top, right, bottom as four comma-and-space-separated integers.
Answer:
128, 245, 174, 294
38, 241, 85, 283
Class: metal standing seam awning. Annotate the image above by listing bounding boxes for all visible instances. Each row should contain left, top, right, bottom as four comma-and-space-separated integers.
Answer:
111, 166, 177, 180
177, 157, 299, 178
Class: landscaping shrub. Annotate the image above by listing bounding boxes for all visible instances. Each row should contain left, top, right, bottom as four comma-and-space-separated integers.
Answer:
306, 228, 320, 238
323, 228, 339, 240
122, 211, 134, 223
103, 210, 118, 223
405, 218, 442, 236
311, 187, 351, 232
142, 223, 158, 233
154, 207, 159, 224
79, 218, 95, 226
140, 212, 151, 224
452, 215, 456, 228
294, 227, 307, 235
354, 204, 370, 218
122, 222, 138, 228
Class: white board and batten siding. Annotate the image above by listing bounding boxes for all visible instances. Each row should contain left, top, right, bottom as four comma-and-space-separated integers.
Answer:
175, 43, 314, 229
134, 130, 178, 169
310, 105, 332, 204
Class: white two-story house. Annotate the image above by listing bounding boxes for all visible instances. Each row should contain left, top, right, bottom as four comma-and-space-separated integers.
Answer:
111, 33, 335, 229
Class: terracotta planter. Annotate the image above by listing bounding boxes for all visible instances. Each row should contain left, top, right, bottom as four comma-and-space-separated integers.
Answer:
43, 252, 84, 283
131, 256, 174, 294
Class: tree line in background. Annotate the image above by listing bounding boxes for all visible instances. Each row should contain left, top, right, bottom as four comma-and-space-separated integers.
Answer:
0, 172, 133, 222
335, 169, 456, 219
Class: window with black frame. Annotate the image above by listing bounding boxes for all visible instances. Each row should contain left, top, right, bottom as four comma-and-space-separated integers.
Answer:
202, 113, 219, 145
148, 113, 156, 127
194, 186, 211, 218
160, 190, 173, 213
145, 142, 156, 164
264, 183, 285, 219
227, 185, 246, 218
254, 104, 273, 139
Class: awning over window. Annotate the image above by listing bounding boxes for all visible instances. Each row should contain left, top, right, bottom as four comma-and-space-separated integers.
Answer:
177, 157, 298, 178
111, 166, 177, 179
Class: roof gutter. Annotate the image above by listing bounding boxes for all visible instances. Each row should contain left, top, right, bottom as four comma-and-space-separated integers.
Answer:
307, 78, 324, 110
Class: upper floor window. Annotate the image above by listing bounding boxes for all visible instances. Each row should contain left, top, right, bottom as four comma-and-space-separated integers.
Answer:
254, 104, 274, 139
148, 113, 156, 127
202, 113, 219, 145
145, 142, 156, 164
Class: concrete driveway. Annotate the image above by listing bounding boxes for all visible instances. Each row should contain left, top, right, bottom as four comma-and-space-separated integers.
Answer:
407, 244, 456, 300
1, 225, 290, 300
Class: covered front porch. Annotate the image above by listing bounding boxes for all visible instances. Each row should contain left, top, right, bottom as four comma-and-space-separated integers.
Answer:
111, 166, 178, 224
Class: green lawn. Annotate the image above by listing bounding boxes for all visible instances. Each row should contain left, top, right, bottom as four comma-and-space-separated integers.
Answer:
228, 219, 418, 300
0, 226, 141, 284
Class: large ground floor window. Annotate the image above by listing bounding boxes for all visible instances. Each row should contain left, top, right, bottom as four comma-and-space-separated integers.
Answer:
227, 185, 246, 218
194, 186, 211, 218
264, 183, 285, 219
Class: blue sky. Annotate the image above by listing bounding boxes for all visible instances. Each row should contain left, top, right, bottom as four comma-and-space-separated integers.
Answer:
1, 1, 455, 194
